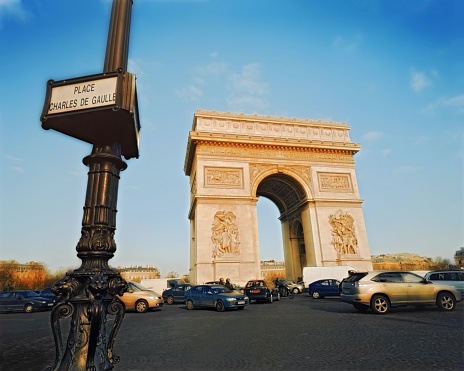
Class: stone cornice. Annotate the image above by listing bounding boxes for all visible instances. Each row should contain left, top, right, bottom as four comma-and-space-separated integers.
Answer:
184, 135, 358, 175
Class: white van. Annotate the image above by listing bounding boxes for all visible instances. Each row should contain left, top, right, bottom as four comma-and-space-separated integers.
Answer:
302, 266, 356, 288
424, 270, 464, 295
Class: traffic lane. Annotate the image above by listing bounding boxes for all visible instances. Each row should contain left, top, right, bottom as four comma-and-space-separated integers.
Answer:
114, 295, 463, 370
0, 295, 462, 370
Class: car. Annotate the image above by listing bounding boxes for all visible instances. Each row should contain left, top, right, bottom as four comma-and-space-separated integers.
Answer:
424, 270, 464, 295
205, 281, 245, 293
244, 279, 280, 303
280, 279, 304, 294
162, 284, 192, 304
308, 279, 341, 299
118, 281, 164, 313
0, 291, 55, 313
184, 284, 249, 311
39, 286, 59, 306
340, 271, 462, 314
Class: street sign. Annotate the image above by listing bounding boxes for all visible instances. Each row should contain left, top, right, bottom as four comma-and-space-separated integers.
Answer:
41, 70, 140, 159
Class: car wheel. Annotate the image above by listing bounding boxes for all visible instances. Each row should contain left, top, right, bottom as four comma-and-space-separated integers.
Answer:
293, 288, 299, 294
312, 291, 320, 299
371, 294, 390, 315
216, 300, 225, 312
353, 303, 369, 313
436, 292, 455, 311
135, 300, 149, 313
24, 304, 34, 313
186, 299, 195, 310
166, 296, 174, 305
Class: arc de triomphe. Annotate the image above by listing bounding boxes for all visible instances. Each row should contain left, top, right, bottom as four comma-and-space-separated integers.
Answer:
184, 110, 373, 285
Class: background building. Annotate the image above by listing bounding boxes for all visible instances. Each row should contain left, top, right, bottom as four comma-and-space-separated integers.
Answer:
117, 265, 160, 282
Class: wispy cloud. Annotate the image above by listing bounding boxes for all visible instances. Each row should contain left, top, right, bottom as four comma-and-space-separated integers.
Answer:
422, 94, 464, 114
382, 149, 391, 157
177, 54, 270, 113
410, 69, 431, 93
362, 131, 384, 141
414, 135, 429, 145
7, 154, 24, 173
332, 35, 363, 53
176, 85, 203, 101
0, 0, 31, 27
393, 165, 418, 174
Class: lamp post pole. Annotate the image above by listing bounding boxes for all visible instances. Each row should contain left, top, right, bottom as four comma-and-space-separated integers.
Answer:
46, 1, 135, 370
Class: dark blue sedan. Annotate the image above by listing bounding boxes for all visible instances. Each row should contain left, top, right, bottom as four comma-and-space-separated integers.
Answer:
184, 285, 249, 312
162, 284, 192, 304
308, 279, 341, 299
0, 291, 55, 313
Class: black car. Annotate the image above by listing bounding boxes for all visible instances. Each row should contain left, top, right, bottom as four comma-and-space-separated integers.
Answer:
39, 287, 59, 305
0, 291, 55, 313
244, 280, 280, 303
162, 284, 192, 304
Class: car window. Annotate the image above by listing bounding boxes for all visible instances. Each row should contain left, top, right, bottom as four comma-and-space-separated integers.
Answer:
321, 281, 329, 286
458, 273, 464, 281
444, 273, 458, 281
428, 273, 439, 280
184, 285, 191, 291
191, 286, 203, 294
204, 287, 214, 294
0, 293, 10, 298
401, 272, 424, 283
345, 273, 368, 282
372, 272, 402, 283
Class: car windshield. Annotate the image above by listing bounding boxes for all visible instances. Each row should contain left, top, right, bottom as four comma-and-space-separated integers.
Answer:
212, 286, 230, 293
23, 291, 40, 297
129, 282, 150, 292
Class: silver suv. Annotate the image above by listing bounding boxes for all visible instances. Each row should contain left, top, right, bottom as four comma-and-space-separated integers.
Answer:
340, 270, 461, 314
424, 270, 464, 295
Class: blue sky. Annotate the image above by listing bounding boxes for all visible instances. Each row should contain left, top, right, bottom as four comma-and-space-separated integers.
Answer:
0, 0, 463, 276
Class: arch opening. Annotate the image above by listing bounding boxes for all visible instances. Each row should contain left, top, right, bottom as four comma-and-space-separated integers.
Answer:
256, 174, 309, 282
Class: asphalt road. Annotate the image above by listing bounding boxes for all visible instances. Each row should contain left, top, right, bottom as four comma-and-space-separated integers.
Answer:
1, 294, 463, 371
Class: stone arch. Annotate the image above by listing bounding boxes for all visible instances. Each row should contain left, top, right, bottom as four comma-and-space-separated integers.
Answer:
184, 110, 373, 285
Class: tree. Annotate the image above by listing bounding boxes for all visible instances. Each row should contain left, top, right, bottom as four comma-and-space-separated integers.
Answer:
166, 271, 179, 278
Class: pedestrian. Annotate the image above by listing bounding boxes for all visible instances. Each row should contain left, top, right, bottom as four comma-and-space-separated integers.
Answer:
219, 278, 225, 286
225, 278, 234, 291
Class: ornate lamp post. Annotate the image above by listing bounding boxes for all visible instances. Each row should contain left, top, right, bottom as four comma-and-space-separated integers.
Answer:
40, 1, 139, 370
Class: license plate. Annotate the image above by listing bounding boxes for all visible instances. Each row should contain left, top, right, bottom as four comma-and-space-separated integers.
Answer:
48, 303, 53, 306
238, 301, 245, 305
251, 290, 260, 293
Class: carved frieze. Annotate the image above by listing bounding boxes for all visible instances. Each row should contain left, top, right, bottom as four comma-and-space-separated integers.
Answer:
204, 167, 243, 188
249, 163, 276, 185
211, 210, 241, 259
329, 210, 358, 255
197, 144, 354, 163
318, 172, 353, 192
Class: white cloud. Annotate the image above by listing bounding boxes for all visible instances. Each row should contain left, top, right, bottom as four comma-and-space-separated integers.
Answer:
362, 131, 384, 141
229, 63, 269, 95
226, 96, 268, 114
382, 149, 391, 157
0, 0, 30, 26
422, 94, 464, 114
393, 166, 417, 174
410, 70, 431, 92
196, 61, 228, 76
176, 85, 203, 101
332, 35, 362, 53
414, 135, 429, 145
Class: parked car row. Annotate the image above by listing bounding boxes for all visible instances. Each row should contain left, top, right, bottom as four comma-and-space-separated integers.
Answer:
3, 269, 461, 315
305, 269, 463, 315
